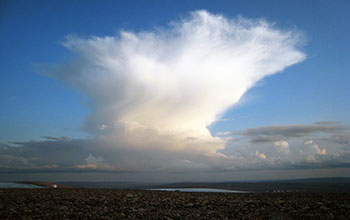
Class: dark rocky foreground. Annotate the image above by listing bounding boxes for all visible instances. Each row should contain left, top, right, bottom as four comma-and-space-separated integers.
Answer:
0, 189, 349, 219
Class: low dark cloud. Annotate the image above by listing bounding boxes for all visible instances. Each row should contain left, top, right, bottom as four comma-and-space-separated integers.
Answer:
235, 121, 347, 142
323, 135, 350, 145
250, 136, 279, 143
0, 121, 349, 182
0, 137, 222, 174
42, 136, 70, 141
0, 139, 90, 169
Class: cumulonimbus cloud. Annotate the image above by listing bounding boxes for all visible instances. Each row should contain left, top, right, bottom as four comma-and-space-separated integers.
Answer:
2, 11, 350, 179
47, 10, 305, 156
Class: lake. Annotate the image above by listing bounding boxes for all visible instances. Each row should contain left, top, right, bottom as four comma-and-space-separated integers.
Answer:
149, 188, 247, 193
0, 182, 45, 188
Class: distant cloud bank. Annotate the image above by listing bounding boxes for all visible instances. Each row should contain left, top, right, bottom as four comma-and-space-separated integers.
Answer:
1, 121, 349, 175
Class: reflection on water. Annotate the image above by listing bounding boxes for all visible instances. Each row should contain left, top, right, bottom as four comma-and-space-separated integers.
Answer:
0, 182, 44, 188
150, 188, 247, 193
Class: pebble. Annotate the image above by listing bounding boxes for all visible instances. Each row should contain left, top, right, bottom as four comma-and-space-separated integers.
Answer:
0, 189, 349, 219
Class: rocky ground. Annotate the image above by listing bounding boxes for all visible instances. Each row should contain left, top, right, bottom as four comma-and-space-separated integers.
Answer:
0, 189, 349, 219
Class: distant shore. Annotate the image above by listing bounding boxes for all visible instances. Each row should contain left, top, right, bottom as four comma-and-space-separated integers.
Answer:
1, 189, 349, 219
2, 177, 350, 193
15, 181, 72, 188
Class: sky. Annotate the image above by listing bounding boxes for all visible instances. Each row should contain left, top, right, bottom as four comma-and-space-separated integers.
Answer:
0, 0, 349, 182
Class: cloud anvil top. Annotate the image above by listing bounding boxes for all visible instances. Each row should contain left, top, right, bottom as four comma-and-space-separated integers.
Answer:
48, 11, 305, 154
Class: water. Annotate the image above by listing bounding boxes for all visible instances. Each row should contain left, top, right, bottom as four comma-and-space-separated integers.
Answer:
149, 188, 247, 193
0, 182, 45, 188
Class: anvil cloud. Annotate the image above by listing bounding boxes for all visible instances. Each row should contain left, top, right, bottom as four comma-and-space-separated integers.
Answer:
50, 10, 305, 155
1, 10, 316, 176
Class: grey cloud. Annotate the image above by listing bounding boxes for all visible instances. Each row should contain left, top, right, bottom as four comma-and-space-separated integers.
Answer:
1, 121, 349, 176
217, 121, 350, 173
250, 136, 280, 143
235, 121, 346, 141
8, 141, 37, 146
0, 137, 220, 174
314, 121, 342, 125
42, 136, 70, 141
0, 136, 349, 177
323, 135, 350, 145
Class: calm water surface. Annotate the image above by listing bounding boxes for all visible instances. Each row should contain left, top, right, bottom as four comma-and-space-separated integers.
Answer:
150, 188, 247, 193
0, 182, 44, 188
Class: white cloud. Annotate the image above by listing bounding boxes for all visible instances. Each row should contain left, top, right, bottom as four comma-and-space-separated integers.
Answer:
0, 10, 317, 177
274, 140, 290, 154
98, 124, 107, 131
304, 140, 326, 155
49, 10, 305, 158
274, 140, 290, 148
305, 140, 313, 145
2, 10, 348, 181
306, 155, 316, 162
312, 144, 327, 155
222, 137, 234, 141
216, 131, 231, 136
85, 153, 104, 164
255, 151, 267, 159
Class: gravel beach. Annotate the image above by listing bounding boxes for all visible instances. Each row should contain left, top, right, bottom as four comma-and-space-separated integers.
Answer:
1, 189, 349, 219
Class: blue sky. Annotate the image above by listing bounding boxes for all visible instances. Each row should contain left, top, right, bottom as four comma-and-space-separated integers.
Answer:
1, 0, 349, 142
0, 0, 349, 181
